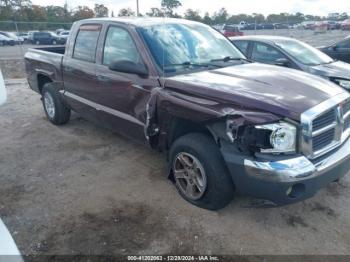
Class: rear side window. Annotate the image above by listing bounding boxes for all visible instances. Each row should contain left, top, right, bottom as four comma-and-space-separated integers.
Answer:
73, 24, 101, 63
233, 41, 249, 55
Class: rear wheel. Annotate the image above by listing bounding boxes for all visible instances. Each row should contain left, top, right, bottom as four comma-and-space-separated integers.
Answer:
169, 133, 234, 210
42, 83, 71, 125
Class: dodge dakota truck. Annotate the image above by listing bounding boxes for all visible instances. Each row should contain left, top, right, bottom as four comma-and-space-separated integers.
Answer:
25, 18, 350, 210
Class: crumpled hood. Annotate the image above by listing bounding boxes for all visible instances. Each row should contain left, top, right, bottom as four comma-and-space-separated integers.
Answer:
165, 63, 345, 121
309, 60, 350, 80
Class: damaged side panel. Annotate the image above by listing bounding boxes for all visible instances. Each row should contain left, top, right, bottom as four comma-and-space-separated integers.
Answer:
145, 87, 281, 151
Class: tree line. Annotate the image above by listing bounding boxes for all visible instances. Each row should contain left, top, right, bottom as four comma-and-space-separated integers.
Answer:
0, 0, 348, 30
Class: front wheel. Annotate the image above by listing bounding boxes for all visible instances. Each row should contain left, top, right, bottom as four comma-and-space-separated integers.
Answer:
42, 83, 71, 125
169, 133, 234, 210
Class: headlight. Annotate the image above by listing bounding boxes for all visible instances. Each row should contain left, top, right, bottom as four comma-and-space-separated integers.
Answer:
255, 122, 297, 154
333, 79, 350, 90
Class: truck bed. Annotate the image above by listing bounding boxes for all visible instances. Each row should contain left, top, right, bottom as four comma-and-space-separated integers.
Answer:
33, 46, 66, 55
25, 46, 66, 93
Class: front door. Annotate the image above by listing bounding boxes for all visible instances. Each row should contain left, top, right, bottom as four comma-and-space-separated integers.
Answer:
95, 25, 159, 143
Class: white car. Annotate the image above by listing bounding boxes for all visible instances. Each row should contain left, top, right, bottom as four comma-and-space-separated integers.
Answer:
0, 72, 21, 261
0, 70, 6, 105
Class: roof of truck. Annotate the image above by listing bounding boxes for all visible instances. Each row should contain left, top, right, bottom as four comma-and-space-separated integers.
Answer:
81, 17, 201, 27
229, 35, 299, 43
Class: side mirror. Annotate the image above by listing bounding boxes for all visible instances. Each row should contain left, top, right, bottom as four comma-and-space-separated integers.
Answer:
108, 60, 148, 77
274, 58, 290, 67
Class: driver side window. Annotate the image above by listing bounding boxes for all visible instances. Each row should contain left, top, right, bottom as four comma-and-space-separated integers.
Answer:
103, 26, 141, 66
337, 39, 350, 48
252, 42, 285, 63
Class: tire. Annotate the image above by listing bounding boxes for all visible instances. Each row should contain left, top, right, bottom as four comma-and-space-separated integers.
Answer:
42, 83, 71, 125
169, 133, 234, 210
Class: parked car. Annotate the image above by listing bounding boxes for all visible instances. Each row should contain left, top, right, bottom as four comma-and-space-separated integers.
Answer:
221, 25, 243, 37
261, 23, 275, 29
0, 31, 23, 44
58, 30, 70, 44
327, 21, 339, 30
341, 19, 350, 30
314, 21, 328, 34
231, 35, 350, 91
16, 32, 29, 42
273, 23, 289, 29
31, 31, 59, 45
0, 34, 15, 46
55, 28, 65, 35
242, 23, 263, 30
28, 30, 39, 42
319, 36, 350, 64
302, 21, 316, 30
25, 18, 350, 210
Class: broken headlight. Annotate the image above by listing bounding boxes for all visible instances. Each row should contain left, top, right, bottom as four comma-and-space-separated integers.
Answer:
255, 122, 297, 154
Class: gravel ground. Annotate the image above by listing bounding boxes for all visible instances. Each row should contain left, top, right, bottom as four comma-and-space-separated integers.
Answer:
0, 81, 350, 256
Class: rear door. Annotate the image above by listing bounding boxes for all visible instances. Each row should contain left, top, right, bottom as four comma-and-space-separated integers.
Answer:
62, 24, 102, 122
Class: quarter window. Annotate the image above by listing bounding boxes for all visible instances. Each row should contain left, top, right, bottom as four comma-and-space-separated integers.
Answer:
252, 42, 285, 63
73, 24, 101, 62
103, 26, 141, 66
233, 41, 249, 56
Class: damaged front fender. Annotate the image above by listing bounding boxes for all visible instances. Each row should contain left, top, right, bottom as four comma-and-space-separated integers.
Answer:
144, 87, 281, 150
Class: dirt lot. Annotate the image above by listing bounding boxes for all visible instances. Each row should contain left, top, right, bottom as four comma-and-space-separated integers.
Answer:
0, 80, 350, 256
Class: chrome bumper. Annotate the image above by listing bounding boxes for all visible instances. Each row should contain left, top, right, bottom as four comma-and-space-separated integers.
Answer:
221, 137, 350, 205
245, 136, 350, 183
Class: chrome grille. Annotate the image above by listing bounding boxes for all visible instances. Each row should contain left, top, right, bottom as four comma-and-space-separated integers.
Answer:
313, 128, 335, 151
301, 93, 350, 159
313, 109, 336, 131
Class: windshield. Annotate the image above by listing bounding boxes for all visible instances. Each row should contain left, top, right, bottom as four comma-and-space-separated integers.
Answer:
138, 22, 245, 74
275, 39, 334, 66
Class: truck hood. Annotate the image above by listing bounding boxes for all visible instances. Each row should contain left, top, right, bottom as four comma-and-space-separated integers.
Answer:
308, 61, 350, 80
165, 63, 345, 121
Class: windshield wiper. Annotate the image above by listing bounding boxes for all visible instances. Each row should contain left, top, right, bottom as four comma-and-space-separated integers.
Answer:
210, 56, 251, 63
163, 61, 221, 69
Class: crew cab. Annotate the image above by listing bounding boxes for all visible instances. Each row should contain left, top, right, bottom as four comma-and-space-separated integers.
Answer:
25, 18, 350, 210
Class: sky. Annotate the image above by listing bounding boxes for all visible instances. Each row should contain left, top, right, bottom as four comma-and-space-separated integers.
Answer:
31, 0, 350, 17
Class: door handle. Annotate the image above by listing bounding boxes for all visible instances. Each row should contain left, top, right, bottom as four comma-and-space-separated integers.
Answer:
97, 75, 112, 83
65, 66, 75, 73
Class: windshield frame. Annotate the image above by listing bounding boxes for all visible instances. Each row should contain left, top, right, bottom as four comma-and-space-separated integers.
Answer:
136, 22, 246, 76
274, 39, 334, 66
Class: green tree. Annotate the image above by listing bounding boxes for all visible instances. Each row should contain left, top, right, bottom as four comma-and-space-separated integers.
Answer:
45, 6, 67, 22
212, 8, 228, 24
118, 8, 135, 17
184, 9, 201, 22
94, 4, 108, 18
72, 6, 94, 21
161, 0, 181, 17
202, 12, 212, 25
146, 7, 164, 17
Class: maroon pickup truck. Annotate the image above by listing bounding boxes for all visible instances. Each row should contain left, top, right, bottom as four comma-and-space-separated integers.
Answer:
25, 18, 350, 210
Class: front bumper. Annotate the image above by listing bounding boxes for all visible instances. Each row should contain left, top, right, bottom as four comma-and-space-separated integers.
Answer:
221, 137, 350, 205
